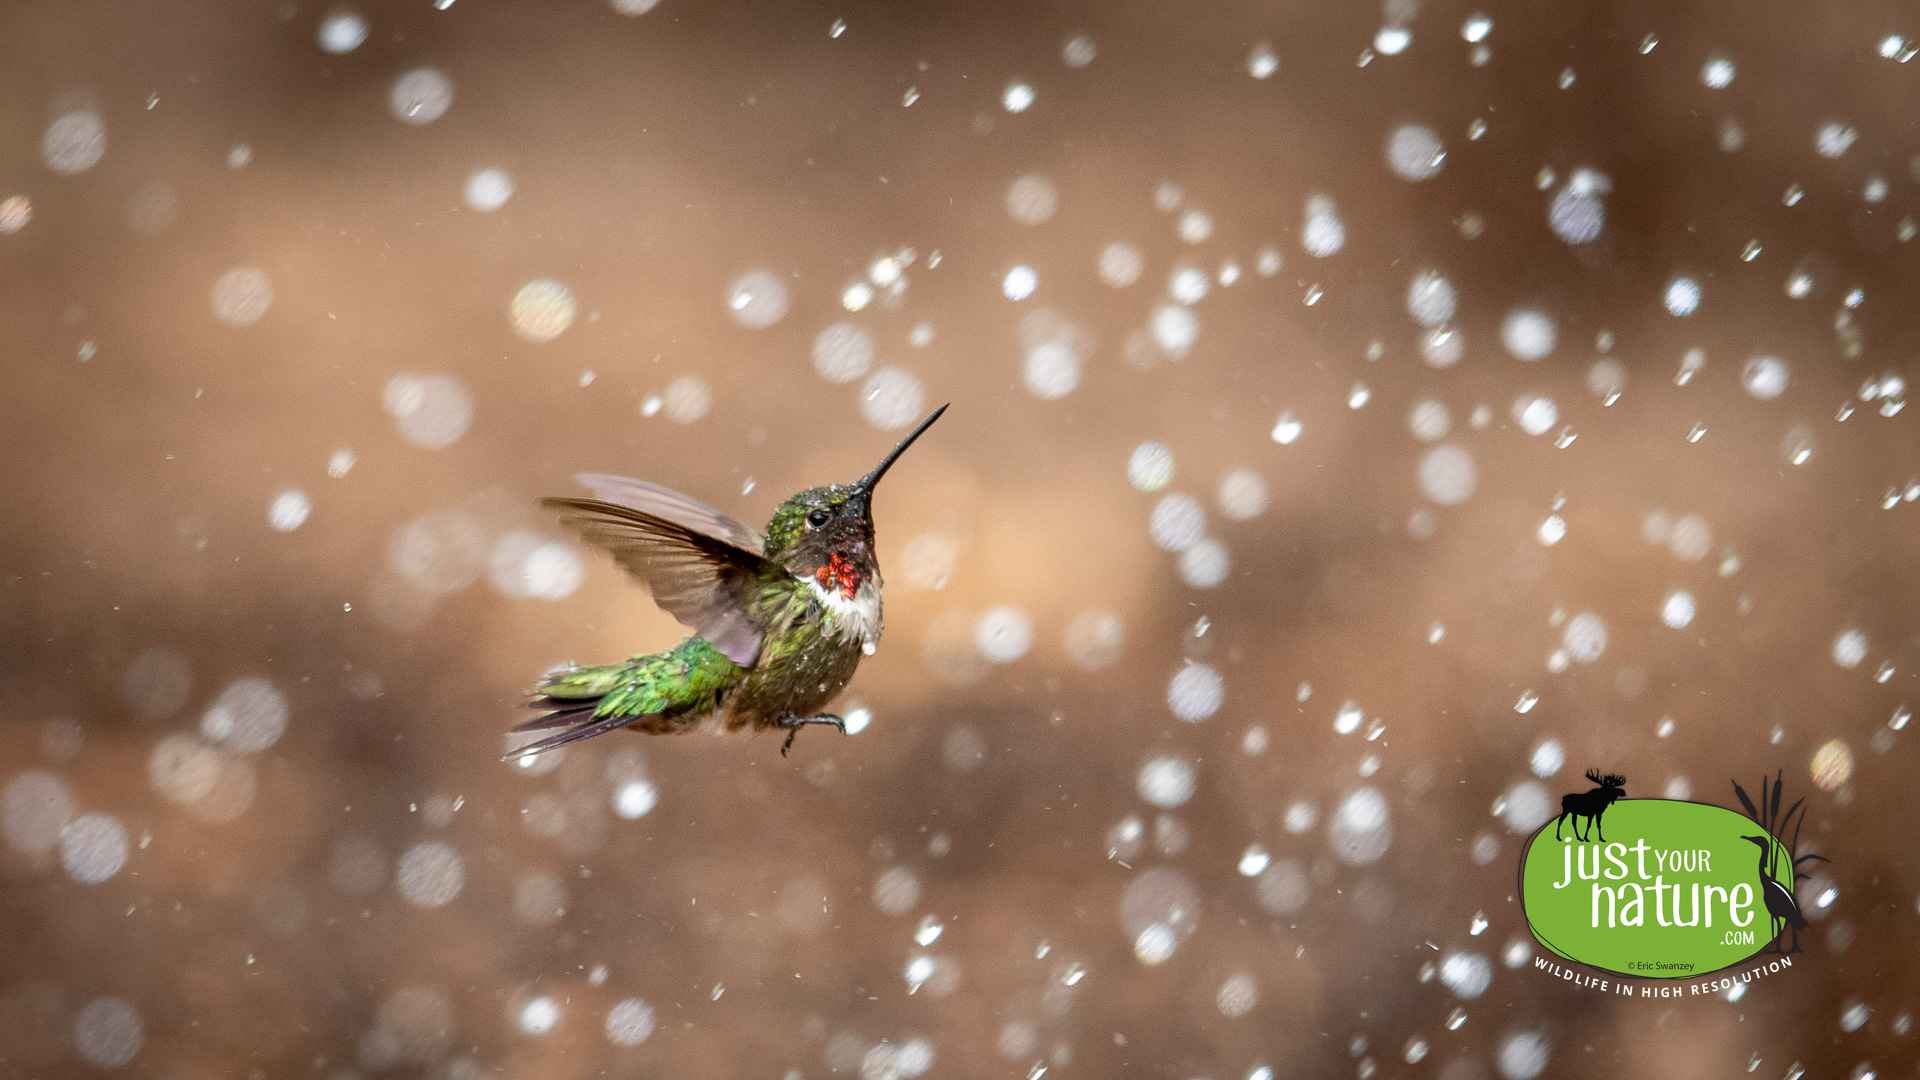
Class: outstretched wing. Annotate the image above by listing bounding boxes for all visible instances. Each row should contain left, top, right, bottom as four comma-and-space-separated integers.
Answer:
543, 490, 781, 665
573, 473, 766, 554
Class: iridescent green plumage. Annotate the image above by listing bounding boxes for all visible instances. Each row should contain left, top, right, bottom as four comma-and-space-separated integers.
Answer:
535, 636, 743, 733
510, 405, 946, 758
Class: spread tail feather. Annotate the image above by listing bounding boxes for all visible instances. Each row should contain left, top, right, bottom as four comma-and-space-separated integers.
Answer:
506, 638, 743, 759
504, 712, 650, 760
511, 700, 599, 732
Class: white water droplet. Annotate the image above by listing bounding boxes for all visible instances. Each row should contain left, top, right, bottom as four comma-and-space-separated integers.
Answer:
1237, 845, 1271, 876
268, 490, 311, 532
1661, 591, 1696, 629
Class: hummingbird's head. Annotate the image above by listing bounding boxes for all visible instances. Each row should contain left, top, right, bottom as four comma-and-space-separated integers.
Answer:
765, 404, 947, 597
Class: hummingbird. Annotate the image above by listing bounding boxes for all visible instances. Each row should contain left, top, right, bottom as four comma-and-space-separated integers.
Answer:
507, 404, 947, 760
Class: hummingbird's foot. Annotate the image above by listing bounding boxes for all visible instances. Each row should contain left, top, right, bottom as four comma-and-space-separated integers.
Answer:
777, 714, 847, 757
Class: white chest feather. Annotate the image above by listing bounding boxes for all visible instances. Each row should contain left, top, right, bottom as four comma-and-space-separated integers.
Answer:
809, 579, 883, 650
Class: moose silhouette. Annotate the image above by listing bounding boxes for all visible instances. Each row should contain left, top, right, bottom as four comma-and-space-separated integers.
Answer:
1554, 769, 1626, 842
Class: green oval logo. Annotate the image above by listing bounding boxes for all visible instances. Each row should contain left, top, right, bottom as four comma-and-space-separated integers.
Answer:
1520, 799, 1797, 978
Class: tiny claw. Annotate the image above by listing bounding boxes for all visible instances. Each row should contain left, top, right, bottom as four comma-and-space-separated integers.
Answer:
777, 714, 844, 757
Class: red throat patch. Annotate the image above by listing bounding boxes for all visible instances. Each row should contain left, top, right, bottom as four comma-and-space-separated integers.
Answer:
813, 552, 864, 599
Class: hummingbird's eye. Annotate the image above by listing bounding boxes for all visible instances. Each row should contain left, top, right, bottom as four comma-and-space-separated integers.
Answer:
805, 509, 832, 529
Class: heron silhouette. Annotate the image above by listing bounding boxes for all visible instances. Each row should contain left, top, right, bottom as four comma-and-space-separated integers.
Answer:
1730, 770, 1830, 954
1740, 834, 1809, 953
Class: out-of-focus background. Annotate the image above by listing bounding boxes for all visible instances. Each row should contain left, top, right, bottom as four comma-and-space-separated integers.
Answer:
2, 0, 1916, 1077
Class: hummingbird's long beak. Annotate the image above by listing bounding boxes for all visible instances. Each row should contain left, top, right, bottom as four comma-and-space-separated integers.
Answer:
848, 403, 948, 516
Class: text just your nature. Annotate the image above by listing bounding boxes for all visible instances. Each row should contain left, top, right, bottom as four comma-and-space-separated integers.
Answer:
1551, 836, 1757, 932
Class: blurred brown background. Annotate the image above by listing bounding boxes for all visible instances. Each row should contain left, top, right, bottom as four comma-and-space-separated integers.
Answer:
1, 0, 1916, 1077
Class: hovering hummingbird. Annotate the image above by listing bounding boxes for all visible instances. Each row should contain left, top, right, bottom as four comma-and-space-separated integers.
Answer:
508, 404, 947, 759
